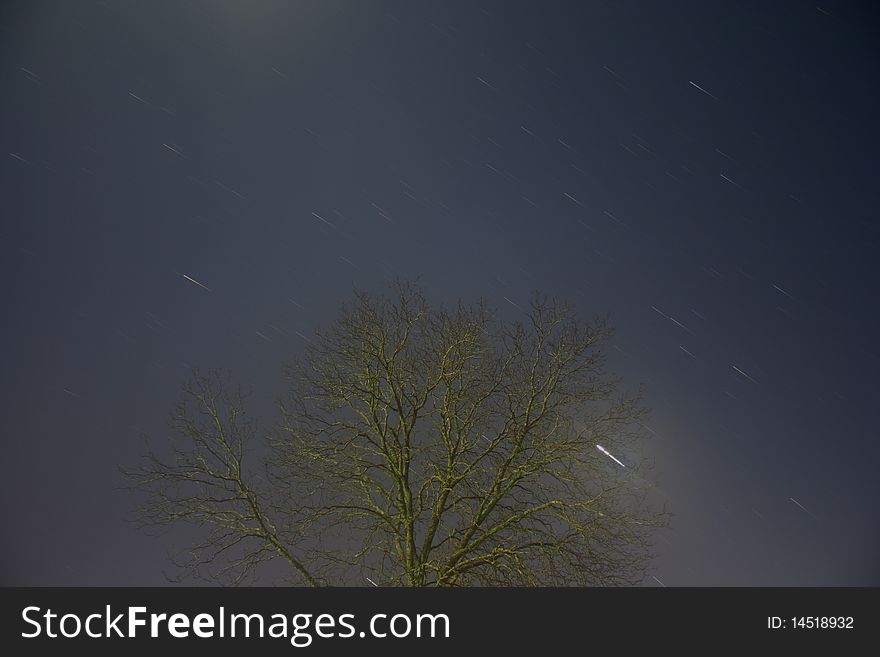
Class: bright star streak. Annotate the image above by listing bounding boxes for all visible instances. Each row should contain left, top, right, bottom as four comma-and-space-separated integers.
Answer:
182, 274, 211, 292
596, 444, 626, 468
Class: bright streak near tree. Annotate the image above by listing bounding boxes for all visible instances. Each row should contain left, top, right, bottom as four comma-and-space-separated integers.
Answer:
596, 444, 626, 468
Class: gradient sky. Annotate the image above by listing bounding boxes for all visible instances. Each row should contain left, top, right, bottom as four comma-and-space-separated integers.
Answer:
2, 0, 878, 585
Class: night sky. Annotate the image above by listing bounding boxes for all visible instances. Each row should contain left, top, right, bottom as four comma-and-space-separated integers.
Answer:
2, 0, 879, 586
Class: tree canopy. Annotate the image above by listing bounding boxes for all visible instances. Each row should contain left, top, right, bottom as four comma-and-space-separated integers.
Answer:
128, 282, 664, 586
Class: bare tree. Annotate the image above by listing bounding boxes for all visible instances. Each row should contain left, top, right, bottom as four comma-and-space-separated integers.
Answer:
127, 282, 664, 586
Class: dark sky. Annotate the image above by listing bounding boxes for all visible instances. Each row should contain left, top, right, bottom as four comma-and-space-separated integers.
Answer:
2, 0, 879, 585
